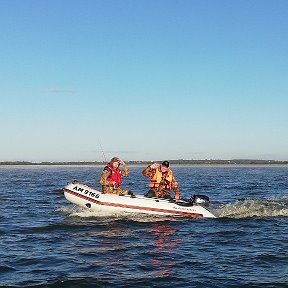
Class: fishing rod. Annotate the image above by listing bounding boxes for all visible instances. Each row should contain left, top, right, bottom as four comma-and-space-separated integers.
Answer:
98, 140, 107, 163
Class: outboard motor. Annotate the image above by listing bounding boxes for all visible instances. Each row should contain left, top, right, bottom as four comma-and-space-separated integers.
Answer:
191, 195, 210, 207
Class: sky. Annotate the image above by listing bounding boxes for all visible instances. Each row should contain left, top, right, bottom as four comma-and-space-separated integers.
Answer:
0, 0, 287, 162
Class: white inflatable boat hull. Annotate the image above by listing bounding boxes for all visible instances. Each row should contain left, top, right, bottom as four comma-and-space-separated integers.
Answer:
64, 182, 217, 218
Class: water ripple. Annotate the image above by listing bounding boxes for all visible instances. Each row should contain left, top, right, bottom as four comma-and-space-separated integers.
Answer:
0, 166, 288, 287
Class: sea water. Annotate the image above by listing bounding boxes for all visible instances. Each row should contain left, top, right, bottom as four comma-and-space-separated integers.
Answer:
0, 165, 287, 287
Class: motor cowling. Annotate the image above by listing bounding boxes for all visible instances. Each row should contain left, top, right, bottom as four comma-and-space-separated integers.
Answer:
191, 195, 210, 207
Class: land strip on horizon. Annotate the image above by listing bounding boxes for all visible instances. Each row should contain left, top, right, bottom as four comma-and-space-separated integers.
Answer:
1, 159, 288, 165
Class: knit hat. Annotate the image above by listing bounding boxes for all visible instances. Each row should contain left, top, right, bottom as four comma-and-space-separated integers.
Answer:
110, 157, 120, 164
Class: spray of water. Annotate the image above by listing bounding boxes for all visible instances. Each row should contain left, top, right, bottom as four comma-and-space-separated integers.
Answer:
217, 197, 288, 218
58, 197, 288, 220
57, 206, 177, 222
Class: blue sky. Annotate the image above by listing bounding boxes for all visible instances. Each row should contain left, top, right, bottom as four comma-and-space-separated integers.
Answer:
1, 0, 287, 162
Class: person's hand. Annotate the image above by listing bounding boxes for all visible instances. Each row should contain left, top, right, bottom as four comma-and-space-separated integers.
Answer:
150, 163, 160, 169
174, 194, 180, 201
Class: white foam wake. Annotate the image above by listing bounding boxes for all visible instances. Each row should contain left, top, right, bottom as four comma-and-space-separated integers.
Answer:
217, 197, 288, 218
57, 205, 176, 222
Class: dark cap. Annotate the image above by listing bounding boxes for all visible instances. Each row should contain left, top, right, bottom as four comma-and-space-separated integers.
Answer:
161, 161, 169, 168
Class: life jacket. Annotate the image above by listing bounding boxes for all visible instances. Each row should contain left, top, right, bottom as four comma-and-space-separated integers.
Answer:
149, 169, 173, 189
104, 163, 122, 187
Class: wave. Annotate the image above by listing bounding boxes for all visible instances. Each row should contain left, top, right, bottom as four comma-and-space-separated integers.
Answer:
217, 197, 288, 218
58, 197, 288, 221
57, 206, 177, 222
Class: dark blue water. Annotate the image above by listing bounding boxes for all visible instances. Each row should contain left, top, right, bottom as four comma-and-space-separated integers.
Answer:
0, 165, 287, 288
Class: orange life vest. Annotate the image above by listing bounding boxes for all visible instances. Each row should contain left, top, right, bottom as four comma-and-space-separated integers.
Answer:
149, 169, 173, 189
105, 163, 122, 187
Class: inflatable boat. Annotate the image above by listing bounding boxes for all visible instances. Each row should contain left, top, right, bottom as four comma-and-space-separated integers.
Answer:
64, 181, 217, 218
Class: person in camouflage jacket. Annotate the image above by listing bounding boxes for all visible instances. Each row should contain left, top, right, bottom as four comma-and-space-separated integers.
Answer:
142, 160, 180, 200
99, 157, 130, 195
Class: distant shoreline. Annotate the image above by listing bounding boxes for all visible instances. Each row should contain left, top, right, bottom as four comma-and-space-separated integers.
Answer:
1, 160, 288, 166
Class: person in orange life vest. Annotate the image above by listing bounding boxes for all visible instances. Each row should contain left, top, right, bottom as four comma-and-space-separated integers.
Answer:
142, 161, 181, 200
99, 157, 130, 195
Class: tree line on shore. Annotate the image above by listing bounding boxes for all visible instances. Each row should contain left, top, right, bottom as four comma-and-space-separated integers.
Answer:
1, 159, 288, 165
